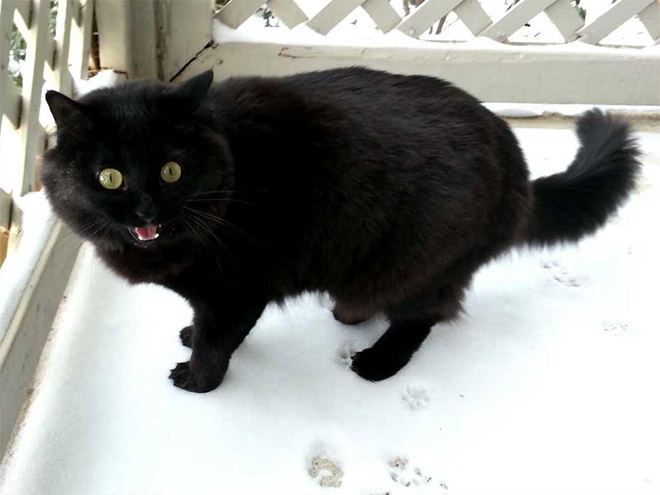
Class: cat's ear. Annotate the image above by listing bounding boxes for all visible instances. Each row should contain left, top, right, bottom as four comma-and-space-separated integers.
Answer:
171, 70, 214, 109
45, 91, 91, 130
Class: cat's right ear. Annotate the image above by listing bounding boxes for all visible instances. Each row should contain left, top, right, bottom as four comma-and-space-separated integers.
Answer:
170, 70, 214, 110
45, 91, 90, 130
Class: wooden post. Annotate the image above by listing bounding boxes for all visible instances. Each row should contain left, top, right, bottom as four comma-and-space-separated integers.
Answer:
95, 0, 159, 79
157, 0, 215, 81
96, 0, 214, 82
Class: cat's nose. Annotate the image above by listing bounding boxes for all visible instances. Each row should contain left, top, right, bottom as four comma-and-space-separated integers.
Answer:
135, 194, 159, 222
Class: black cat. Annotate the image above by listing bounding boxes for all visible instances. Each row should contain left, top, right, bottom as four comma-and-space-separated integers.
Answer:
42, 68, 640, 392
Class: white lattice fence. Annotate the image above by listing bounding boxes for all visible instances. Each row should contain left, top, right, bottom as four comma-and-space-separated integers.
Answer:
0, 0, 93, 264
217, 0, 660, 44
0, 0, 94, 457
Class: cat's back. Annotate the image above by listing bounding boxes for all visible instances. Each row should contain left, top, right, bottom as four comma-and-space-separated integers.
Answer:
211, 67, 489, 128
209, 67, 509, 177
282, 67, 481, 117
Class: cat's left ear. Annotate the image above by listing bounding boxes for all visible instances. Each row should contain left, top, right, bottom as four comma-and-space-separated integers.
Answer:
172, 70, 214, 109
45, 90, 90, 130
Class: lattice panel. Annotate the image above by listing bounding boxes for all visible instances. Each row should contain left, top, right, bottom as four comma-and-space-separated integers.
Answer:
0, 0, 93, 198
0, 0, 94, 266
216, 0, 660, 45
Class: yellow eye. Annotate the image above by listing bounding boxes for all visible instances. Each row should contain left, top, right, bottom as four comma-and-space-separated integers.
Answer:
161, 161, 182, 183
98, 168, 123, 190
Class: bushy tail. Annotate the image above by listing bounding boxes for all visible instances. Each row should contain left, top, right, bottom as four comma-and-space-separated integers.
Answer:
525, 109, 641, 246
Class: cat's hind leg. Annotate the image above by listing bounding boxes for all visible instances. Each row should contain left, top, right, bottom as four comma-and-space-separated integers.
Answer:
350, 282, 466, 381
332, 299, 375, 326
180, 325, 193, 348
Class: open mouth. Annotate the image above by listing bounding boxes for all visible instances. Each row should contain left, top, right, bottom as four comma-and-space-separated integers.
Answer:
129, 225, 160, 242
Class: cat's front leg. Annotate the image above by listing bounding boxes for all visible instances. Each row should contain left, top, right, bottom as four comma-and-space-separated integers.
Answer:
169, 289, 266, 393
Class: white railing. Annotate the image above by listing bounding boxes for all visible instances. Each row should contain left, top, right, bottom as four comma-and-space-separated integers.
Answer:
0, 0, 93, 262
217, 0, 660, 46
160, 0, 659, 106
0, 0, 93, 456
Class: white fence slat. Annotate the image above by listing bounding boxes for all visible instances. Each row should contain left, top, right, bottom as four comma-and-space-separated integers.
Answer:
454, 0, 492, 36
16, 0, 51, 194
480, 0, 556, 41
397, 0, 463, 38
12, 1, 28, 43
578, 0, 655, 44
0, 188, 10, 230
53, 0, 75, 94
544, 0, 585, 41
0, 0, 17, 202
0, 0, 14, 72
638, 0, 660, 41
362, 0, 401, 33
269, 0, 308, 29
1, 83, 21, 129
307, 0, 366, 35
42, 24, 55, 69
0, 0, 18, 135
69, 0, 93, 80
216, 0, 264, 29
78, 0, 93, 79
14, 0, 31, 27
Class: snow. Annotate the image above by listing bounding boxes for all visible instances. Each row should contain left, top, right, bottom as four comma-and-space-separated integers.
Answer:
0, 194, 56, 342
1, 127, 659, 494
484, 103, 660, 118
73, 70, 123, 96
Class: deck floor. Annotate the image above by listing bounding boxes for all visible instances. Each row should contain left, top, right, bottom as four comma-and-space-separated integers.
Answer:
1, 126, 659, 494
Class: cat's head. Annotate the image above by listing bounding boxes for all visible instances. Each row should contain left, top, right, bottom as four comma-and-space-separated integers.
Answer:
41, 70, 233, 251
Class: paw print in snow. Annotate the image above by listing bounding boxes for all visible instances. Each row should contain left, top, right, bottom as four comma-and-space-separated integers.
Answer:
309, 456, 343, 488
402, 385, 430, 410
603, 320, 629, 335
540, 259, 560, 270
552, 273, 582, 288
388, 456, 448, 492
541, 259, 585, 288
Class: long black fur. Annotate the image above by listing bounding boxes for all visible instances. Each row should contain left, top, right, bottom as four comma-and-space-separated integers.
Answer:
41, 68, 641, 392
526, 109, 641, 245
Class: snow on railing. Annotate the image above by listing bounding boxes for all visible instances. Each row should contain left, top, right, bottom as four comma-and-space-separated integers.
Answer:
217, 0, 660, 46
0, 0, 95, 457
0, 0, 93, 265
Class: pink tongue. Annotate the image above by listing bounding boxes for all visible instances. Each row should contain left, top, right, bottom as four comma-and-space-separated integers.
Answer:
134, 225, 159, 241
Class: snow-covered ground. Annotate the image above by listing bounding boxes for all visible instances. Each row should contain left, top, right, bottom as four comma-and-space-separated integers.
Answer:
0, 125, 659, 495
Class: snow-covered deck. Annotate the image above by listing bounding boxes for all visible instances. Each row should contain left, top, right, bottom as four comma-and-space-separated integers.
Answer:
1, 124, 659, 494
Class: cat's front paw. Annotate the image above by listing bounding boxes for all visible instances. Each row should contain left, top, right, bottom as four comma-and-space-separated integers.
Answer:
351, 348, 408, 382
179, 325, 193, 348
168, 360, 226, 393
